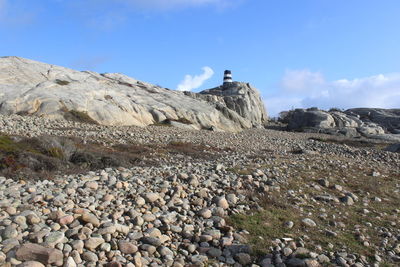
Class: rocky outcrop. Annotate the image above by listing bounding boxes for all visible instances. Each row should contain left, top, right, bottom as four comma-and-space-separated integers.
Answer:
345, 108, 400, 134
185, 82, 268, 128
285, 108, 399, 141
0, 57, 267, 132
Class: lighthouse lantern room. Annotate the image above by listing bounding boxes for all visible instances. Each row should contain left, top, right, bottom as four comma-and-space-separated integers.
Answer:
223, 70, 233, 85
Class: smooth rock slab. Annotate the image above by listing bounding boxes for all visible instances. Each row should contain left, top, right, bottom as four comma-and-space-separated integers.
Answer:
15, 243, 63, 266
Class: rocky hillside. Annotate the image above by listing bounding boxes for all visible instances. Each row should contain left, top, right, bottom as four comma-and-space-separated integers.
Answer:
0, 57, 267, 132
283, 108, 400, 142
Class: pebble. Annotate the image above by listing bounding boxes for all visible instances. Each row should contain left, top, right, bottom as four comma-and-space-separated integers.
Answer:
301, 218, 317, 227
118, 241, 138, 254
0, 114, 397, 267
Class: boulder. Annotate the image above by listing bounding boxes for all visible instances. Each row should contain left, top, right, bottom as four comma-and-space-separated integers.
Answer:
287, 109, 335, 131
284, 108, 399, 139
15, 243, 63, 266
346, 108, 400, 134
0, 56, 267, 132
357, 122, 385, 136
190, 81, 268, 127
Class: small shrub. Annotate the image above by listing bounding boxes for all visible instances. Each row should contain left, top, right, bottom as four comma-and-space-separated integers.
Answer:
164, 118, 193, 125
47, 147, 65, 159
55, 79, 70, 86
63, 110, 98, 125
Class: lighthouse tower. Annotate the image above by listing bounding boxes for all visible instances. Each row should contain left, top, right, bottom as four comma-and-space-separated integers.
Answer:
223, 70, 233, 85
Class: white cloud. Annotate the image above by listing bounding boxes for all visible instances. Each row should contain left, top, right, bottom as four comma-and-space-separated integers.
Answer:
268, 69, 400, 117
177, 66, 214, 91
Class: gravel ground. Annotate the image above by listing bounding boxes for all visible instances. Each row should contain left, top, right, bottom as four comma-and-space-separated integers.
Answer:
0, 114, 399, 267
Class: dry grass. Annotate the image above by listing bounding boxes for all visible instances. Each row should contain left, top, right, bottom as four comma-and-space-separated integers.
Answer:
62, 110, 98, 125
227, 153, 400, 263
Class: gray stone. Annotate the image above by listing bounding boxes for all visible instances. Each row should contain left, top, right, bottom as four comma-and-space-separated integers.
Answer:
2, 225, 18, 239
84, 237, 105, 250
141, 237, 162, 247
44, 231, 65, 247
301, 218, 317, 227
82, 251, 98, 262
234, 253, 252, 265
118, 241, 138, 254
286, 258, 306, 267
158, 246, 174, 257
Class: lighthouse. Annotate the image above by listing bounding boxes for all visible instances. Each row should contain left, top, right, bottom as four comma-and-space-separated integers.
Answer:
223, 70, 233, 85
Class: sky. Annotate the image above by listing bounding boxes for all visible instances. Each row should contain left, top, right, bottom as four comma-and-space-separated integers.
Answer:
1, 0, 400, 116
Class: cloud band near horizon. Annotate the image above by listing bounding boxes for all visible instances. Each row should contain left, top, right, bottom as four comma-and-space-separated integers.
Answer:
267, 70, 400, 117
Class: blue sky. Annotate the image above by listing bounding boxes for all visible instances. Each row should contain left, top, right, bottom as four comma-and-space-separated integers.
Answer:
1, 0, 400, 116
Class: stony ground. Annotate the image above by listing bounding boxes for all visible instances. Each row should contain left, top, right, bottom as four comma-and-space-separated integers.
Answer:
0, 114, 399, 267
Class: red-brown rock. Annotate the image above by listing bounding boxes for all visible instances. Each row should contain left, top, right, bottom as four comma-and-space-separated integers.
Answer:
15, 243, 63, 266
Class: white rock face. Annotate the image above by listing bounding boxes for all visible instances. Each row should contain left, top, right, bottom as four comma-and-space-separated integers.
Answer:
0, 57, 267, 132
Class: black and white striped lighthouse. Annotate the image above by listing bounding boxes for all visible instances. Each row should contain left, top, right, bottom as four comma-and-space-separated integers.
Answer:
223, 70, 233, 85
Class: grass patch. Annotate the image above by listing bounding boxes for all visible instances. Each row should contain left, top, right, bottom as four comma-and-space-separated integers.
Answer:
226, 153, 400, 262
161, 141, 221, 160
0, 136, 20, 153
309, 137, 389, 150
228, 208, 297, 256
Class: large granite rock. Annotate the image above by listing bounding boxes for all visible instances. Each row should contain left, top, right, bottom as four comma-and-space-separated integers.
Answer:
287, 109, 335, 130
284, 108, 399, 140
345, 108, 400, 134
185, 82, 268, 128
0, 56, 267, 132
